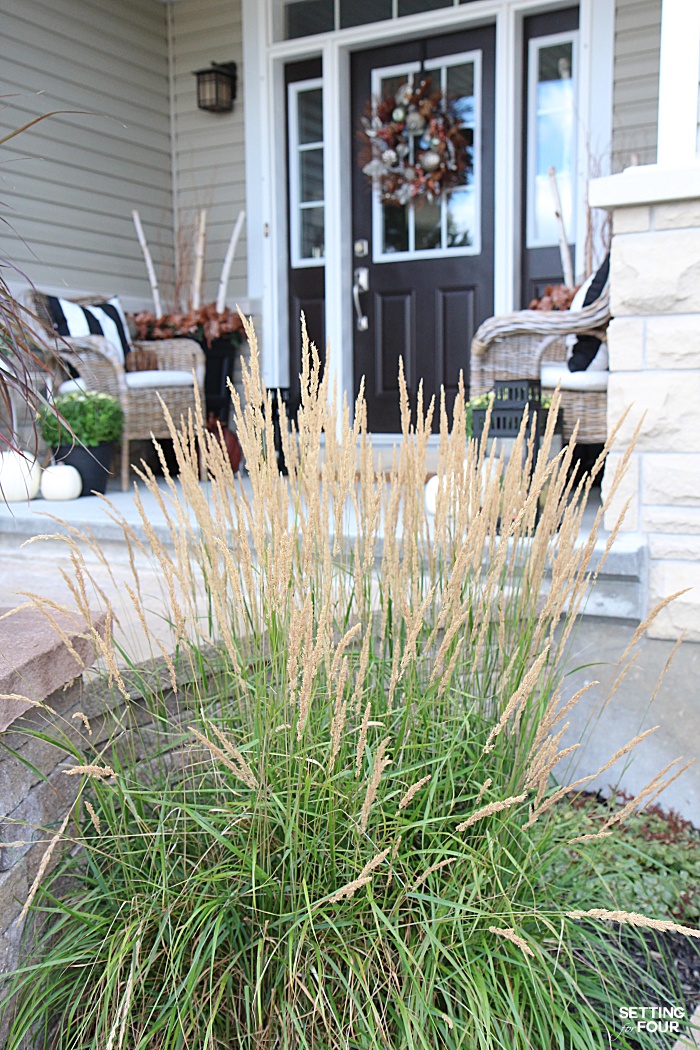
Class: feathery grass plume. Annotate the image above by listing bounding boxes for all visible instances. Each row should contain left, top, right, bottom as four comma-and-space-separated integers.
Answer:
483, 646, 550, 753
323, 876, 372, 906
355, 701, 372, 777
84, 801, 100, 834
63, 764, 115, 779
3, 315, 695, 1050
360, 737, 391, 831
19, 809, 72, 923
489, 926, 535, 958
189, 725, 258, 790
71, 712, 92, 735
0, 692, 47, 709
456, 793, 527, 832
359, 847, 391, 879
398, 774, 432, 811
411, 857, 456, 892
524, 728, 660, 827
567, 909, 700, 939
329, 656, 349, 768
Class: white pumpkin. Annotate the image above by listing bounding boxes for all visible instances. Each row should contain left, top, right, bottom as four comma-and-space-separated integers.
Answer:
40, 463, 83, 501
0, 450, 41, 502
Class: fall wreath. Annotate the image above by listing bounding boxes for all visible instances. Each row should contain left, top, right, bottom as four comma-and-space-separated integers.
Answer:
359, 77, 472, 206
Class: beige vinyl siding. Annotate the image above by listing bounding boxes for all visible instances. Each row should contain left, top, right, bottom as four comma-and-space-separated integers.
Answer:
0, 0, 172, 306
611, 0, 662, 172
169, 0, 247, 310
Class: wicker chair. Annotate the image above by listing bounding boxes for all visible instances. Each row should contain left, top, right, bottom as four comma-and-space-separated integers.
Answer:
470, 287, 611, 444
29, 292, 207, 490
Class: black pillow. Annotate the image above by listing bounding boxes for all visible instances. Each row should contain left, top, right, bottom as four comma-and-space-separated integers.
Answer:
568, 254, 610, 372
45, 295, 132, 363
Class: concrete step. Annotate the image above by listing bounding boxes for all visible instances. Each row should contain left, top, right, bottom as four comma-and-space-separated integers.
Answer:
549, 532, 648, 623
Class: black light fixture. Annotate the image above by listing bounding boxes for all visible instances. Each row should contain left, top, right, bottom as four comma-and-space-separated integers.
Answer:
194, 62, 238, 113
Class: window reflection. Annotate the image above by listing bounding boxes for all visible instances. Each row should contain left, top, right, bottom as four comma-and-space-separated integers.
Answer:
529, 38, 576, 246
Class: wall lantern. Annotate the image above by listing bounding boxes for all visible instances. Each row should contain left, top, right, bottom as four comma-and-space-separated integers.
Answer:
194, 62, 238, 113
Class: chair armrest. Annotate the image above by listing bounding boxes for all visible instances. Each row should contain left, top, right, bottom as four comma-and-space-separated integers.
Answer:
471, 289, 611, 357
135, 338, 206, 388
58, 336, 127, 396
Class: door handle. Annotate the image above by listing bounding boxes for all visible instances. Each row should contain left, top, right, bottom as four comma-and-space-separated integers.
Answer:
353, 267, 369, 331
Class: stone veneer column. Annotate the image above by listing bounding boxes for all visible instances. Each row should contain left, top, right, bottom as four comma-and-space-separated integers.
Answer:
590, 166, 700, 641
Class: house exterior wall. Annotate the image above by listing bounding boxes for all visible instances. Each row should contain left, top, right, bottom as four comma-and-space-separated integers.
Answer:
611, 0, 662, 172
168, 0, 248, 311
0, 0, 173, 307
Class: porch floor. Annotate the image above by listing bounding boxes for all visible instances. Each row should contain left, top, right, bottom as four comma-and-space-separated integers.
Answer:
0, 476, 696, 825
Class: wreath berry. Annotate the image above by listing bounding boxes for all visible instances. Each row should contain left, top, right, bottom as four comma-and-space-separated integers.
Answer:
359, 77, 472, 206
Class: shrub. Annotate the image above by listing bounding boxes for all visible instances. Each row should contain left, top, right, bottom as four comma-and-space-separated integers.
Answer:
2, 320, 697, 1049
38, 390, 123, 447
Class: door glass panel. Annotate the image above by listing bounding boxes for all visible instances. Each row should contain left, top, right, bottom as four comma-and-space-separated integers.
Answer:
341, 0, 391, 28
446, 63, 474, 124
383, 204, 409, 254
398, 0, 451, 12
298, 88, 323, 143
300, 149, 324, 202
446, 188, 474, 247
285, 0, 334, 38
301, 207, 325, 258
289, 78, 325, 266
371, 53, 480, 260
415, 199, 441, 250
527, 35, 576, 247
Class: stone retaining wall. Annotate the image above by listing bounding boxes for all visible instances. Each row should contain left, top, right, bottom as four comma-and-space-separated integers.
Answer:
0, 655, 190, 1045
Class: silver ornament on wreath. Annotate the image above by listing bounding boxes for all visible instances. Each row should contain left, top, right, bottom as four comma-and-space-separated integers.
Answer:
420, 150, 440, 172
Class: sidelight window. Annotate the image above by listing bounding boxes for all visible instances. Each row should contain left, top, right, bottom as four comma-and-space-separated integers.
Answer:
288, 79, 325, 267
526, 31, 578, 248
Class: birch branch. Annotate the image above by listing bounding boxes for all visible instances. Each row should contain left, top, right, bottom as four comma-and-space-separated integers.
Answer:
192, 208, 207, 311
547, 167, 574, 289
216, 210, 246, 313
131, 210, 162, 316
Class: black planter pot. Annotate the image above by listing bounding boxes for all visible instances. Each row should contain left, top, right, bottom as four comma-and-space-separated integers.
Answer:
201, 335, 241, 423
55, 443, 114, 496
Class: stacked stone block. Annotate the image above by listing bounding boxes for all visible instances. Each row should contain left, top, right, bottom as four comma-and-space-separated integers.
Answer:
602, 195, 700, 640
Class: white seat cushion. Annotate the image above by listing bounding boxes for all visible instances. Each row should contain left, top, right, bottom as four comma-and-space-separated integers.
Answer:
125, 370, 194, 389
541, 363, 608, 392
58, 378, 88, 395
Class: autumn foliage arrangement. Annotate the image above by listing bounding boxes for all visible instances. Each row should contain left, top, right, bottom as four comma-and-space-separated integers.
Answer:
129, 302, 245, 349
528, 283, 578, 312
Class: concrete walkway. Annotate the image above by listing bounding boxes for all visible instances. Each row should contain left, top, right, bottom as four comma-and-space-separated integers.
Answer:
0, 479, 697, 824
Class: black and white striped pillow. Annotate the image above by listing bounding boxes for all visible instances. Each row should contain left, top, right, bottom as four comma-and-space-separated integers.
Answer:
45, 296, 132, 364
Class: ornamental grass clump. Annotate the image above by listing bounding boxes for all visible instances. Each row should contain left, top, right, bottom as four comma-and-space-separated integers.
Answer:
1, 318, 697, 1049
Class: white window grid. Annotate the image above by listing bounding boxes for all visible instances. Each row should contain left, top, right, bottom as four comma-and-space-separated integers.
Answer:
288, 77, 326, 268
369, 50, 482, 264
281, 0, 465, 39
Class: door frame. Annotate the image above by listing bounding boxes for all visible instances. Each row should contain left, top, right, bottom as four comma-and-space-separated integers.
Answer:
241, 0, 614, 428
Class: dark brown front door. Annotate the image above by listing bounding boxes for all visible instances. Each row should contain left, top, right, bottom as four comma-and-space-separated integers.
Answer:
351, 26, 495, 433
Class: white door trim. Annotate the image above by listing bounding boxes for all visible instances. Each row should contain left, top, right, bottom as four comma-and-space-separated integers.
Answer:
242, 0, 614, 417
